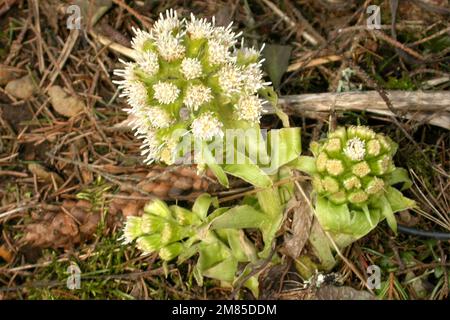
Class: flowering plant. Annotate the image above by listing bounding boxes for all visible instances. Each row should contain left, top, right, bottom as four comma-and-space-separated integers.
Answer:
116, 10, 416, 294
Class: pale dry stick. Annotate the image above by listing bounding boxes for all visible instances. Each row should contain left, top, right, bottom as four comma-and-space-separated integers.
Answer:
4, 17, 30, 65
28, 22, 76, 94
89, 30, 137, 60
285, 0, 327, 45
0, 152, 19, 162
0, 0, 17, 16
287, 55, 342, 72
275, 91, 450, 130
260, 0, 320, 46
111, 0, 152, 29
294, 180, 375, 295
29, 0, 44, 73
409, 26, 450, 47
337, 24, 426, 33
372, 30, 425, 62
41, 29, 80, 91
0, 203, 39, 221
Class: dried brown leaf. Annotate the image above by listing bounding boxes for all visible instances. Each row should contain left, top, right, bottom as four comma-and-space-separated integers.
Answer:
314, 285, 376, 300
48, 85, 85, 118
283, 183, 313, 259
5, 75, 37, 99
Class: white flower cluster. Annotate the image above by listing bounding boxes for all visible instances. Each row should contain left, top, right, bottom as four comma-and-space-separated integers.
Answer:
114, 9, 271, 165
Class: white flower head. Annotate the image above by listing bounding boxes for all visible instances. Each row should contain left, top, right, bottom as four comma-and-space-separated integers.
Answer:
136, 51, 159, 76
210, 18, 241, 47
207, 40, 232, 66
344, 137, 366, 161
152, 8, 180, 36
235, 95, 263, 122
133, 106, 174, 129
121, 216, 142, 244
159, 138, 179, 165
121, 81, 149, 111
217, 64, 243, 95
186, 13, 213, 39
156, 33, 185, 61
236, 39, 264, 63
131, 27, 153, 52
184, 84, 212, 111
139, 130, 162, 164
191, 112, 224, 141
241, 62, 268, 94
113, 60, 137, 88
153, 81, 180, 105
180, 57, 203, 80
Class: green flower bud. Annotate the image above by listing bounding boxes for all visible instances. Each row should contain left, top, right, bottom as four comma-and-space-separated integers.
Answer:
310, 141, 321, 156
322, 176, 340, 193
325, 138, 341, 155
343, 176, 361, 190
365, 177, 385, 195
369, 155, 390, 175
136, 234, 162, 253
159, 242, 184, 261
376, 134, 389, 150
161, 223, 188, 244
366, 139, 381, 157
141, 213, 166, 234
348, 190, 368, 204
326, 159, 344, 176
171, 206, 201, 226
312, 177, 324, 193
122, 216, 144, 244
329, 191, 347, 205
352, 161, 371, 178
144, 199, 173, 219
316, 152, 328, 172
328, 127, 347, 141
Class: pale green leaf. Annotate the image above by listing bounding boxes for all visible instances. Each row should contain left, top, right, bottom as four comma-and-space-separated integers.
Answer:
223, 162, 272, 188
384, 168, 412, 190
210, 205, 268, 230
202, 257, 238, 283
379, 194, 397, 233
262, 44, 292, 90
193, 193, 212, 220
290, 155, 317, 175
385, 186, 416, 212
266, 127, 301, 174
226, 229, 258, 263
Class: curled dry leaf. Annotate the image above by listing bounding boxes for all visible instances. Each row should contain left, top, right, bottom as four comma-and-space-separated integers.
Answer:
28, 163, 64, 186
283, 181, 313, 259
5, 74, 37, 99
314, 285, 376, 300
48, 85, 85, 118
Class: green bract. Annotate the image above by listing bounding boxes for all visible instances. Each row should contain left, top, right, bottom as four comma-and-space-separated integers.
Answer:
298, 126, 415, 242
